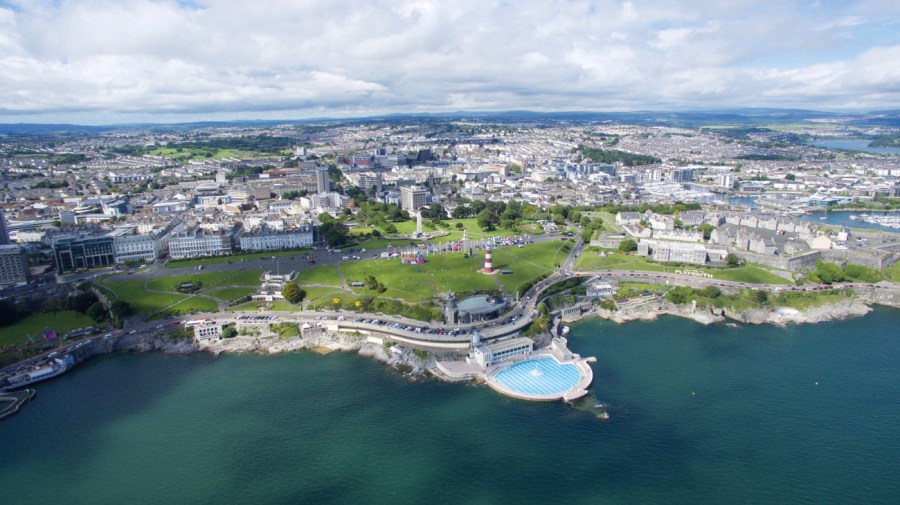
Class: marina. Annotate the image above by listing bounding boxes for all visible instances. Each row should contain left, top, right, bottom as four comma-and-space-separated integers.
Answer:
849, 213, 900, 230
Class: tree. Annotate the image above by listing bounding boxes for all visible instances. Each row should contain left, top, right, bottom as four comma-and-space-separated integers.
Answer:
320, 221, 349, 247
618, 238, 638, 252
785, 173, 796, 181
665, 286, 694, 304
726, 253, 740, 267
451, 205, 472, 219
282, 282, 305, 304
86, 302, 107, 323
110, 300, 133, 320
599, 299, 617, 311
814, 260, 846, 284
699, 223, 715, 241
700, 286, 721, 298
69, 292, 99, 313
222, 326, 237, 338
421, 203, 446, 221
476, 209, 495, 231
753, 290, 768, 304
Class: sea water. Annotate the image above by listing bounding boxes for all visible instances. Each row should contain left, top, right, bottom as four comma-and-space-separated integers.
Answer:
1, 308, 898, 504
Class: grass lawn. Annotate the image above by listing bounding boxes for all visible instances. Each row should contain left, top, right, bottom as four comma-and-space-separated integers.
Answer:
100, 278, 188, 316
575, 251, 791, 285
205, 287, 258, 302
344, 238, 420, 250
309, 293, 362, 310
370, 218, 523, 245
491, 242, 569, 294
295, 265, 341, 286
616, 282, 671, 298
0, 311, 95, 347
146, 269, 263, 292
576, 252, 666, 272
712, 265, 792, 285
167, 296, 219, 314
145, 147, 276, 161
302, 287, 344, 301
886, 262, 900, 282
771, 290, 852, 310
341, 254, 497, 302
348, 227, 375, 236
166, 250, 308, 269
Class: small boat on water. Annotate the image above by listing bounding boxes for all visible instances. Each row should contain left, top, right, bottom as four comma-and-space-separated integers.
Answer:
597, 411, 610, 420
819, 216, 828, 220
594, 403, 606, 409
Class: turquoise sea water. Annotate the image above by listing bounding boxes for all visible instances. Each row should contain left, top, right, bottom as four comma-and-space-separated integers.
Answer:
2, 308, 899, 504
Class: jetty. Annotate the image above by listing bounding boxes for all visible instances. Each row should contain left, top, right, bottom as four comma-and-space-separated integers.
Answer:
0, 389, 36, 421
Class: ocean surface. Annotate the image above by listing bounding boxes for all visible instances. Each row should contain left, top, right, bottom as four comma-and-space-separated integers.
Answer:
2, 309, 899, 504
808, 138, 900, 155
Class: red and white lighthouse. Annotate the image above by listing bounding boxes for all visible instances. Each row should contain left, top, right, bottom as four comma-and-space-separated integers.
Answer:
483, 247, 493, 274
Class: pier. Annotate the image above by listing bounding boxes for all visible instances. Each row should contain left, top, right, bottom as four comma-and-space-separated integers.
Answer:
0, 389, 36, 421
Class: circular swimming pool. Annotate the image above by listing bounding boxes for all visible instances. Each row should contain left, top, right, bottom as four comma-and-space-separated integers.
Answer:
492, 357, 581, 396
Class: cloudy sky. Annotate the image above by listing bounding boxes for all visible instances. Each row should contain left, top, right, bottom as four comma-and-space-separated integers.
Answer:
1, 0, 899, 124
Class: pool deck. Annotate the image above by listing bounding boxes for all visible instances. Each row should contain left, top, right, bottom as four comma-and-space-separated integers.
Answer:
434, 338, 595, 402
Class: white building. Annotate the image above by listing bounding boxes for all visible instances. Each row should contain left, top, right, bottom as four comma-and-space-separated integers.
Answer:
586, 279, 617, 298
153, 200, 192, 214
400, 185, 428, 211
111, 224, 175, 263
468, 337, 533, 367
719, 173, 736, 189
252, 271, 296, 301
193, 321, 222, 342
638, 239, 709, 265
239, 227, 314, 252
168, 227, 235, 259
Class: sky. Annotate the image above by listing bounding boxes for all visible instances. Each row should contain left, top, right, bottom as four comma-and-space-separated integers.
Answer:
0, 0, 899, 124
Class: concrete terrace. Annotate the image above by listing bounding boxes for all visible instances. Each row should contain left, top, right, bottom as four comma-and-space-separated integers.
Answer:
435, 338, 594, 402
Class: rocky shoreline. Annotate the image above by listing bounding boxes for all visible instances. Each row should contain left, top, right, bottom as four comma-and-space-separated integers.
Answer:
587, 297, 885, 327
114, 288, 900, 380
120, 330, 434, 376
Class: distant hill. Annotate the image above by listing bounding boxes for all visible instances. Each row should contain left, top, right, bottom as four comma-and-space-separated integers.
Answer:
1, 109, 898, 134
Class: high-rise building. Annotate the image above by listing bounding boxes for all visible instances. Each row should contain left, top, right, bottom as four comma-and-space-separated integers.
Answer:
671, 168, 696, 183
0, 208, 9, 245
53, 235, 116, 272
0, 244, 29, 285
400, 186, 427, 211
719, 173, 736, 189
315, 166, 330, 193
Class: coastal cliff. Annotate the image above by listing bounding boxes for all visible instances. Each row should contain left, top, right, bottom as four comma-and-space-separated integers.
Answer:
121, 331, 432, 375
591, 297, 877, 327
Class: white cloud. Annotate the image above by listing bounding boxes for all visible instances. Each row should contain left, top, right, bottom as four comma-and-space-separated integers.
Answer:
0, 0, 897, 123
